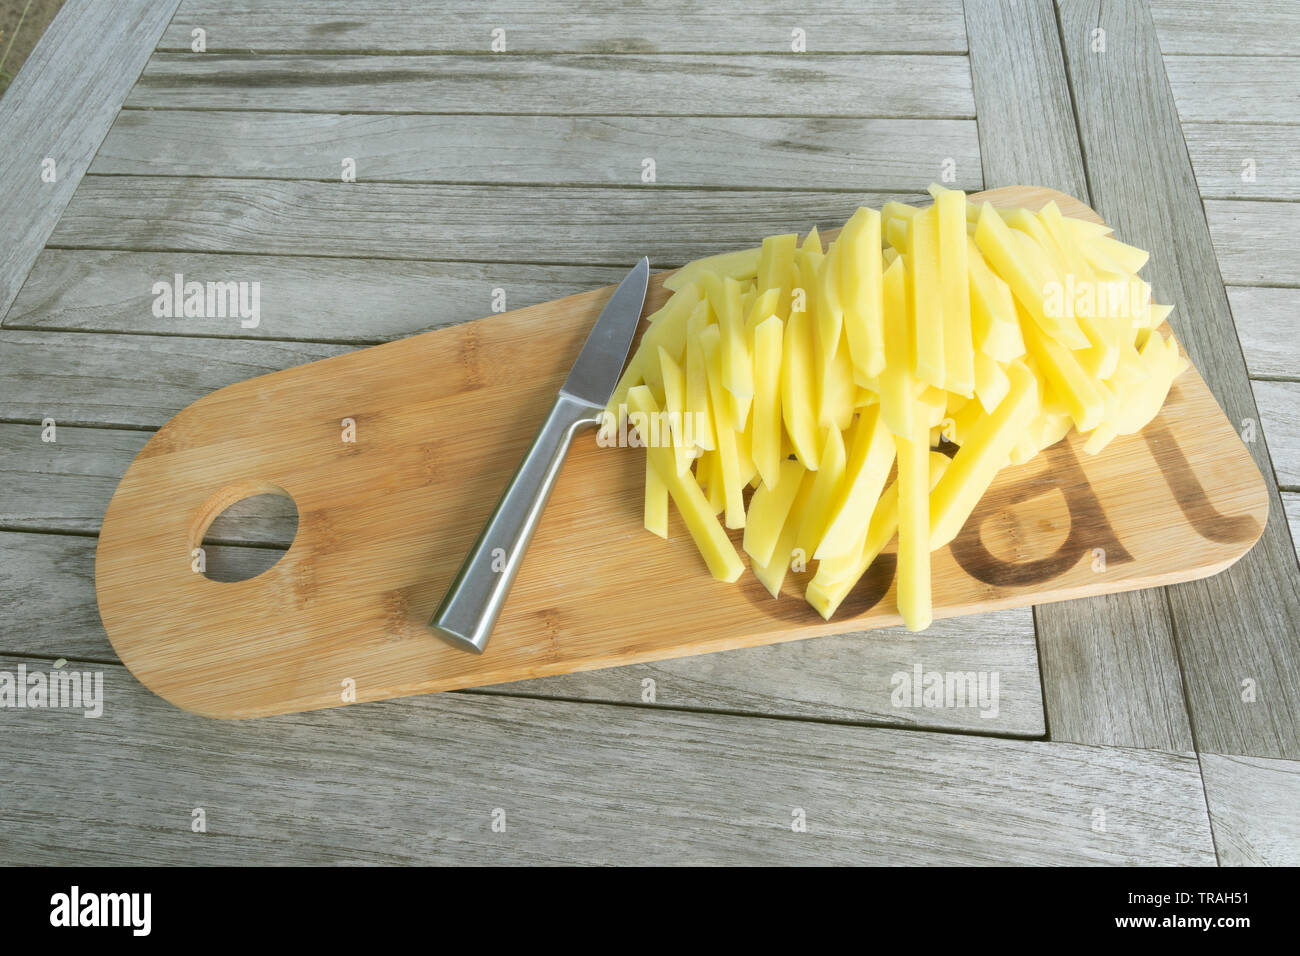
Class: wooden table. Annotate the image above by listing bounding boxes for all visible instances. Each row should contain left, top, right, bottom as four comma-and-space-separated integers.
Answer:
0, 0, 1295, 865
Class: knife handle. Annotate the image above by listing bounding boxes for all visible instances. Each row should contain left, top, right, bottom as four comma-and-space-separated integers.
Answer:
430, 392, 604, 653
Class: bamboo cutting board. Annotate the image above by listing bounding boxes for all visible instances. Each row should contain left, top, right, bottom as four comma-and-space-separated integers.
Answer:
95, 186, 1269, 718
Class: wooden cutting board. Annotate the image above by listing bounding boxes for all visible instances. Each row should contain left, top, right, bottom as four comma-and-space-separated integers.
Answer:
95, 186, 1269, 719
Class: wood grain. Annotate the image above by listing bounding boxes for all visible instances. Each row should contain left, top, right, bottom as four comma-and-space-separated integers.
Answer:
1059, 0, 1300, 760
4, 250, 628, 343
1151, 0, 1300, 55
1253, 380, 1300, 488
90, 111, 982, 191
161, 0, 970, 54
0, 531, 1045, 734
418, 607, 1045, 735
1199, 754, 1300, 865
0, 330, 348, 428
1227, 286, 1300, 379
125, 53, 977, 117
0, 423, 306, 545
964, 0, 1086, 193
91, 186, 1269, 719
1205, 200, 1300, 285
1286, 493, 1300, 562
0, 657, 1214, 865
1164, 56, 1300, 124
49, 177, 928, 267
1182, 124, 1300, 200
0, 0, 181, 320
964, 0, 1191, 751
0, 424, 150, 535
1036, 590, 1193, 751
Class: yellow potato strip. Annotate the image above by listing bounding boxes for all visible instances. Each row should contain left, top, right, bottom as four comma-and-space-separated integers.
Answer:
664, 246, 760, 292
929, 361, 1040, 550
878, 256, 915, 439
974, 203, 1089, 350
656, 346, 692, 476
683, 301, 716, 452
711, 276, 753, 426
807, 451, 950, 619
841, 206, 887, 380
816, 240, 846, 378
751, 315, 784, 489
701, 325, 747, 529
967, 237, 1025, 363
751, 469, 815, 599
794, 424, 847, 560
757, 233, 797, 319
614, 186, 1184, 628
910, 205, 946, 388
780, 304, 822, 470
895, 412, 933, 632
937, 189, 975, 397
815, 405, 896, 560
626, 386, 743, 582
743, 458, 806, 568
606, 282, 701, 416
1019, 305, 1106, 432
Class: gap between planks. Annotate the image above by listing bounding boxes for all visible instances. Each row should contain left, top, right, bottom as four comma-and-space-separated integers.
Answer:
0, 654, 1212, 866
963, 0, 1195, 753
0, 522, 1046, 737
1056, 0, 1300, 760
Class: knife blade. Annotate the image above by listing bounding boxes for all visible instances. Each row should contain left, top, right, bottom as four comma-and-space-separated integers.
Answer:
429, 258, 651, 654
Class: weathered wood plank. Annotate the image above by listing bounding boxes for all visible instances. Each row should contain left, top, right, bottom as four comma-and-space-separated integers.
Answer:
964, 0, 1189, 750
124, 53, 977, 117
0, 0, 181, 321
161, 0, 969, 54
1205, 200, 1300, 286
964, 0, 1086, 193
0, 533, 285, 660
1182, 124, 1300, 200
90, 111, 983, 191
0, 424, 148, 535
477, 609, 1044, 734
1035, 591, 1193, 751
0, 531, 1044, 734
1151, 0, 1300, 55
1200, 754, 1300, 865
0, 422, 306, 545
1228, 286, 1300, 380
1253, 380, 1300, 488
1163, 56, 1300, 125
0, 331, 348, 428
1285, 492, 1300, 562
48, 177, 928, 266
1059, 0, 1300, 759
0, 656, 1213, 865
4, 250, 627, 342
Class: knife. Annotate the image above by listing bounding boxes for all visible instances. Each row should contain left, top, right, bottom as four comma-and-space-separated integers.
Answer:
430, 257, 651, 654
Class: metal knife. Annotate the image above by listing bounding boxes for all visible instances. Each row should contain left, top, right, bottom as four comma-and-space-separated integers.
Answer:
430, 257, 651, 654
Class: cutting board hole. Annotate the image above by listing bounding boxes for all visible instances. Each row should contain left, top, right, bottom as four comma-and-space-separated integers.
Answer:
196, 490, 299, 582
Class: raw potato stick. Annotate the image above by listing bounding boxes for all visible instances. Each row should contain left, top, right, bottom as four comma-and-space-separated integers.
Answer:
751, 315, 784, 489
626, 386, 743, 582
895, 412, 933, 632
610, 187, 1184, 628
910, 205, 946, 389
